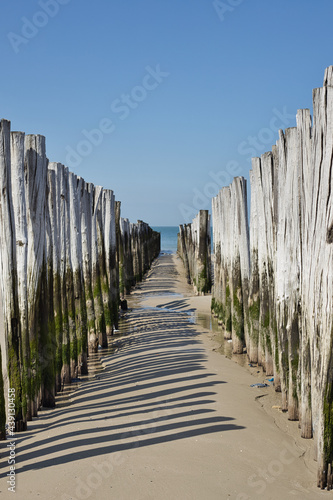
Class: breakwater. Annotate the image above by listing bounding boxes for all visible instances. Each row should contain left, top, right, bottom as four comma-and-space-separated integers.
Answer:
0, 119, 160, 434
211, 67, 333, 488
118, 217, 161, 295
177, 210, 211, 294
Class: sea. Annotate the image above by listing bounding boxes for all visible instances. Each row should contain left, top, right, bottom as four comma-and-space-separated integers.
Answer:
152, 226, 179, 254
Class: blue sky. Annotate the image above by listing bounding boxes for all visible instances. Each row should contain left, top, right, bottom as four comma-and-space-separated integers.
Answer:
0, 0, 332, 225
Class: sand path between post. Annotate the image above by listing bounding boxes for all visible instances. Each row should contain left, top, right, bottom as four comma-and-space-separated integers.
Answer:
0, 253, 328, 499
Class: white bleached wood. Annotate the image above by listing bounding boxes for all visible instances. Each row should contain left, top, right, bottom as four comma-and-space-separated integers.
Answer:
0, 120, 20, 427
10, 131, 30, 416
24, 134, 48, 415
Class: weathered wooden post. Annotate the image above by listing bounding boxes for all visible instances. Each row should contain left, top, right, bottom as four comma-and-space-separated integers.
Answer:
248, 168, 260, 363
259, 153, 275, 376
178, 224, 191, 284
211, 187, 232, 338
147, 224, 160, 263
196, 210, 211, 295
131, 223, 140, 283
48, 164, 64, 389
96, 189, 112, 339
102, 189, 118, 331
119, 218, 134, 294
178, 210, 211, 295
91, 185, 107, 348
60, 166, 77, 382
69, 173, 88, 375
47, 167, 63, 391
230, 177, 250, 354
10, 131, 30, 417
115, 201, 121, 301
24, 133, 49, 414
211, 194, 222, 322
296, 108, 312, 439
250, 154, 276, 375
0, 346, 6, 438
49, 163, 70, 384
275, 127, 301, 418
0, 119, 24, 430
44, 168, 56, 407
80, 181, 97, 354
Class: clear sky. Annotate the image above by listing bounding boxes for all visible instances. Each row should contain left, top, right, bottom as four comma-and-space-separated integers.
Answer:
0, 0, 332, 225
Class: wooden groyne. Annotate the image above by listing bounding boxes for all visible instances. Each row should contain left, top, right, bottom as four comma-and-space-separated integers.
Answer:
0, 119, 160, 435
118, 217, 160, 295
177, 210, 211, 294
211, 67, 333, 489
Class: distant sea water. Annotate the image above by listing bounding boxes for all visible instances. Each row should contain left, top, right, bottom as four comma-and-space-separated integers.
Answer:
152, 226, 214, 255
152, 226, 179, 254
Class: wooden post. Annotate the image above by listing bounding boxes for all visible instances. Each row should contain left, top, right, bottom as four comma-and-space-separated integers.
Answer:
0, 346, 6, 438
230, 178, 250, 355
69, 173, 88, 375
0, 120, 24, 430
275, 127, 301, 419
24, 134, 48, 415
178, 210, 211, 295
47, 167, 63, 391
248, 168, 260, 363
80, 181, 97, 355
96, 189, 112, 339
102, 189, 118, 332
10, 131, 30, 419
212, 187, 232, 338
48, 163, 70, 384
297, 108, 313, 438
91, 185, 107, 349
44, 167, 56, 407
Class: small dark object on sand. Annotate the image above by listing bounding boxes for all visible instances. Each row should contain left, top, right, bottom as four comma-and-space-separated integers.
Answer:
120, 299, 128, 311
250, 383, 269, 388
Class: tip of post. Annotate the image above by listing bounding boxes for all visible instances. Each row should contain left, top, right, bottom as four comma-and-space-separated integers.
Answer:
323, 66, 333, 87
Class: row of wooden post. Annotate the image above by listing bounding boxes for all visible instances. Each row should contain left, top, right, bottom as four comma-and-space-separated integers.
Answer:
118, 217, 160, 296
0, 119, 160, 436
211, 67, 333, 489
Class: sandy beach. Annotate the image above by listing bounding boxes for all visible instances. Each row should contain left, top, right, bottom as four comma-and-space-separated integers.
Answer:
0, 253, 329, 499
